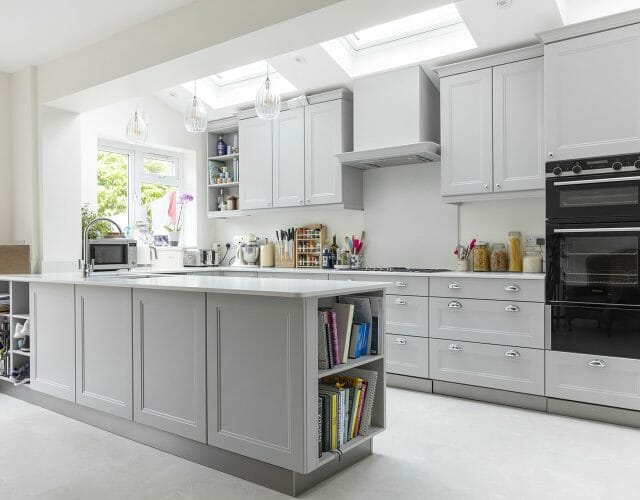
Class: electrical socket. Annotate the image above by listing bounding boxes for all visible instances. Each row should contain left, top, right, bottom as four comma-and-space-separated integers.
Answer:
525, 234, 544, 247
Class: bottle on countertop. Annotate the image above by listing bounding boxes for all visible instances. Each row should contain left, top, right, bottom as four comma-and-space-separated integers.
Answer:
322, 247, 331, 269
329, 234, 339, 269
216, 135, 227, 156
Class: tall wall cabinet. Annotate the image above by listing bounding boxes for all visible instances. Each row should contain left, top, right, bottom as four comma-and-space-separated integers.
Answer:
236, 89, 362, 212
436, 46, 545, 202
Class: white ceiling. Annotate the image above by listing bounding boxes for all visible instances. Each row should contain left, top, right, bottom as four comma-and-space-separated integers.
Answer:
0, 0, 195, 72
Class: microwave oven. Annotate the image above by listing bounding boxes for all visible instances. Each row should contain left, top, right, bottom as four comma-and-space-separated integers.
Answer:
86, 239, 137, 272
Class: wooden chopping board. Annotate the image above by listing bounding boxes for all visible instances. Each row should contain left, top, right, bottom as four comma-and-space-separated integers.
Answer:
0, 245, 30, 274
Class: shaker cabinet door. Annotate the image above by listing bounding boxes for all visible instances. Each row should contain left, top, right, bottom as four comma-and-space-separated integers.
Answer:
30, 283, 76, 402
76, 285, 133, 419
441, 68, 493, 196
545, 24, 640, 160
239, 117, 273, 209
273, 107, 305, 207
133, 289, 206, 442
493, 57, 544, 192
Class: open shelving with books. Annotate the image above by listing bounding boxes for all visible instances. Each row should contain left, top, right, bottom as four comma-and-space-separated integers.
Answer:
0, 280, 30, 386
312, 290, 386, 469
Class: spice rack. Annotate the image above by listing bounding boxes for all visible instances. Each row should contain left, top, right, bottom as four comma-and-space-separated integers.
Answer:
295, 225, 327, 269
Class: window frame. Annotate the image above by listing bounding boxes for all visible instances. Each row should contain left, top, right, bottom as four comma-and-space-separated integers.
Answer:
97, 140, 183, 231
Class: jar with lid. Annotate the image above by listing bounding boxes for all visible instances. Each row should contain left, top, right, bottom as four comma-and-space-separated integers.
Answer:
522, 248, 543, 273
508, 231, 523, 272
473, 242, 490, 272
490, 243, 508, 272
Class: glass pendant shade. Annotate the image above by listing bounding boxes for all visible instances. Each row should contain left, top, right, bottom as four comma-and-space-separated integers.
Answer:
126, 110, 148, 144
255, 76, 281, 120
185, 95, 207, 133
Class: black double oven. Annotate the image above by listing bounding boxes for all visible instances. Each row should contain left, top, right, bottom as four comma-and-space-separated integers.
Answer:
546, 153, 640, 359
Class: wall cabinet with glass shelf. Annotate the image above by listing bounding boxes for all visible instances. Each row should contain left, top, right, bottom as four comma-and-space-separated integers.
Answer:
207, 117, 242, 218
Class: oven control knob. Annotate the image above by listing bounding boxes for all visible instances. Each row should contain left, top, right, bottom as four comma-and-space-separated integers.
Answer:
572, 163, 582, 174
612, 161, 623, 171
634, 159, 640, 169
552, 166, 563, 176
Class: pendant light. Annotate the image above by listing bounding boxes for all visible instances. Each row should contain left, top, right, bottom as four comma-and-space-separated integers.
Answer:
255, 64, 280, 120
126, 108, 148, 144
184, 81, 207, 133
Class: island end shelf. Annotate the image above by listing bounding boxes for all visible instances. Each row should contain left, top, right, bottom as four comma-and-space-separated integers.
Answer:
0, 275, 386, 497
0, 280, 31, 385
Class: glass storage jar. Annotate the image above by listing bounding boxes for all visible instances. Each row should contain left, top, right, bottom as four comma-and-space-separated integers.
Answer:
522, 249, 543, 273
473, 242, 491, 272
508, 231, 523, 272
490, 243, 508, 272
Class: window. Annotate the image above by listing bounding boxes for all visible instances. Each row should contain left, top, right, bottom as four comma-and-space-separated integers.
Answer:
96, 142, 181, 235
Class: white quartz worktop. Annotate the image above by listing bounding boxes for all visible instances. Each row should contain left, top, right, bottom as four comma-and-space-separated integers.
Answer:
0, 273, 389, 298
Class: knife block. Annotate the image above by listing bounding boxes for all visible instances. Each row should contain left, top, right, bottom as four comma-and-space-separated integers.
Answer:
275, 241, 295, 268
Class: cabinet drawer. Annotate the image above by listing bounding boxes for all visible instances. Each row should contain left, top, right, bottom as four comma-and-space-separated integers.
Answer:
430, 277, 543, 302
429, 297, 544, 348
385, 334, 429, 378
331, 273, 428, 296
429, 338, 544, 395
386, 295, 428, 337
546, 351, 640, 411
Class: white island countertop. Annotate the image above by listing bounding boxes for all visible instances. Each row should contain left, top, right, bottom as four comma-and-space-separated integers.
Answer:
0, 273, 390, 298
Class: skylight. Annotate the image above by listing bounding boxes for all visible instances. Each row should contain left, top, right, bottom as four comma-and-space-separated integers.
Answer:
344, 4, 465, 51
320, 4, 476, 78
556, 0, 640, 25
212, 61, 276, 86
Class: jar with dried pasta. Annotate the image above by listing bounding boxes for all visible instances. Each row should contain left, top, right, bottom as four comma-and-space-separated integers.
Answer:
473, 242, 490, 272
508, 231, 523, 272
490, 243, 508, 272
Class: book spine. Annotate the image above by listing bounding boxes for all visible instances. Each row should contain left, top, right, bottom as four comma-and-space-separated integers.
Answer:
336, 390, 344, 449
318, 397, 322, 458
331, 393, 337, 450
322, 395, 331, 452
329, 311, 341, 365
355, 382, 367, 436
370, 317, 378, 355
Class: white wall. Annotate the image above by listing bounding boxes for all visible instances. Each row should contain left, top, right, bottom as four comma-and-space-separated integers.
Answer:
210, 164, 545, 269
0, 72, 12, 243
81, 95, 207, 248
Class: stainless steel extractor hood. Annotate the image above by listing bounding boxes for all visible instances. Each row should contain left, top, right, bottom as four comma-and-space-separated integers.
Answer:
336, 142, 441, 169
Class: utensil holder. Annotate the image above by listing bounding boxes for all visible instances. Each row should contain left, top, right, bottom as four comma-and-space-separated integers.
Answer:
350, 254, 364, 270
456, 259, 469, 272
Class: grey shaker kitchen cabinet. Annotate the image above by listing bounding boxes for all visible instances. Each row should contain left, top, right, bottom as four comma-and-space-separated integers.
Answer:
385, 334, 429, 378
75, 285, 133, 419
429, 297, 544, 349
545, 23, 640, 161
30, 283, 76, 402
132, 289, 206, 442
273, 107, 305, 208
239, 116, 273, 209
206, 293, 306, 472
493, 57, 544, 192
385, 295, 429, 338
440, 68, 493, 196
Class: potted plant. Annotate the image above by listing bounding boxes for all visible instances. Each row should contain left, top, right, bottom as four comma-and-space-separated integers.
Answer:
164, 193, 193, 246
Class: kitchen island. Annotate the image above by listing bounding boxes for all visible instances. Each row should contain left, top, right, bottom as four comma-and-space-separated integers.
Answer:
0, 274, 388, 496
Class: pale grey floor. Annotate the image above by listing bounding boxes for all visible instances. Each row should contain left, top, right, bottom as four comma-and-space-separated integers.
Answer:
2, 388, 640, 499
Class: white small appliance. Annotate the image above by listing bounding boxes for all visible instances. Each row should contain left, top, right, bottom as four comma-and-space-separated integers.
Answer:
232, 234, 261, 266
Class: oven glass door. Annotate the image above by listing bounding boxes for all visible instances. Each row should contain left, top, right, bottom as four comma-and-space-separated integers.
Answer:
90, 244, 127, 266
546, 173, 640, 221
550, 304, 640, 359
546, 224, 640, 305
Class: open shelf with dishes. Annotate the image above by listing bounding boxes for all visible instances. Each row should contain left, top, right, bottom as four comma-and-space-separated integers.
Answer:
207, 117, 242, 219
0, 280, 30, 386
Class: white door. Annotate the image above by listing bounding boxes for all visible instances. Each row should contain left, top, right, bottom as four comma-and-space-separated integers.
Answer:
545, 23, 640, 161
493, 57, 544, 192
273, 107, 305, 207
239, 117, 273, 209
441, 68, 493, 196
304, 100, 344, 205
30, 283, 76, 402
76, 285, 133, 419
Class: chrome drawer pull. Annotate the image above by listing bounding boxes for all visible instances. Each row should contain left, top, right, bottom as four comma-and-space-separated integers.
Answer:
448, 282, 462, 289
504, 304, 520, 312
394, 338, 408, 345
395, 281, 407, 288
448, 300, 463, 309
504, 349, 520, 358
505, 285, 520, 292
394, 298, 408, 305
588, 359, 606, 368
448, 343, 462, 352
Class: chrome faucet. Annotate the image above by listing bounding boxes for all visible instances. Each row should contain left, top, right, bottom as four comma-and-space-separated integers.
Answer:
80, 218, 125, 277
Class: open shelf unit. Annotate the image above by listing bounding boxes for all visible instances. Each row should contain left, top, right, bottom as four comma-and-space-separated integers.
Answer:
207, 117, 243, 219
0, 280, 30, 386
313, 290, 386, 471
